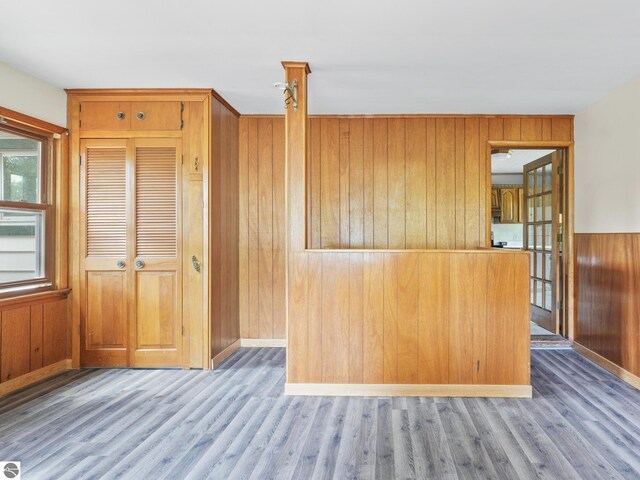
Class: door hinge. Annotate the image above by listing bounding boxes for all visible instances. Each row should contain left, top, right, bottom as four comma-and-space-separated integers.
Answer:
181, 325, 184, 336
180, 119, 184, 130
557, 233, 562, 243
79, 119, 82, 128
181, 102, 184, 112
181, 154, 184, 165
557, 165, 563, 175
79, 155, 82, 166
79, 104, 82, 112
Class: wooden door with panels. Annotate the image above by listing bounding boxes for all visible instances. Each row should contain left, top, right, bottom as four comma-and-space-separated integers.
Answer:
523, 151, 563, 334
80, 138, 183, 367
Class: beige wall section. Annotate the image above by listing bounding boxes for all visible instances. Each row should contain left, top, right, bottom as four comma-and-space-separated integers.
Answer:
574, 75, 640, 233
0, 62, 67, 126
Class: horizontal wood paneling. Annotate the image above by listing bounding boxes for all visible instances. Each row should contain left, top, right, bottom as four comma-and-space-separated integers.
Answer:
239, 114, 572, 339
288, 250, 530, 386
576, 233, 640, 377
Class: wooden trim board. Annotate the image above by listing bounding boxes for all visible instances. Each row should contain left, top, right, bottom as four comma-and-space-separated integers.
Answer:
285, 383, 532, 398
0, 359, 71, 397
241, 338, 286, 347
573, 342, 640, 390
211, 338, 241, 368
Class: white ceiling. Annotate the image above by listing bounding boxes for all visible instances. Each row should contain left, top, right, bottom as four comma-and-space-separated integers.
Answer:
492, 149, 555, 174
1, 1, 640, 115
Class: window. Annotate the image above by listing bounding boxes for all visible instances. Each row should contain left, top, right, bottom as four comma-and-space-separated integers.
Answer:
0, 125, 53, 292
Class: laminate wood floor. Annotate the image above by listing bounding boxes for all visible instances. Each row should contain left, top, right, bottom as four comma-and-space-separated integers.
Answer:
0, 348, 639, 479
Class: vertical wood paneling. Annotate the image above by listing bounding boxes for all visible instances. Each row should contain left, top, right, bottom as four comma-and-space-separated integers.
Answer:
321, 119, 340, 248
435, 119, 456, 248
425, 119, 437, 249
339, 120, 351, 247
288, 251, 530, 386
349, 253, 364, 383
238, 118, 249, 338
272, 119, 286, 339
247, 119, 260, 339
349, 119, 365, 248
397, 253, 419, 383
373, 119, 389, 248
576, 234, 640, 378
309, 119, 322, 249
257, 119, 274, 339
405, 118, 427, 249
288, 253, 308, 383
363, 119, 375, 249
307, 254, 323, 382
464, 118, 479, 248
387, 119, 406, 249
503, 118, 521, 140
240, 115, 572, 341
383, 253, 399, 383
455, 119, 466, 248
363, 252, 384, 383
322, 253, 350, 383
418, 254, 449, 384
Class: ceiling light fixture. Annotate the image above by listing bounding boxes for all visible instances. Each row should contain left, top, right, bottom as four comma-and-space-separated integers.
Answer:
506, 149, 513, 158
273, 80, 298, 111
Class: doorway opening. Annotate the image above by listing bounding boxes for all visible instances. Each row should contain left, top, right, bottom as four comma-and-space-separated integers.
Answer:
490, 148, 568, 341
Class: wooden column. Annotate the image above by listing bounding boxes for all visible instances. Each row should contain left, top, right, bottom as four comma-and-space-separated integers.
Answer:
283, 61, 310, 252
283, 62, 310, 382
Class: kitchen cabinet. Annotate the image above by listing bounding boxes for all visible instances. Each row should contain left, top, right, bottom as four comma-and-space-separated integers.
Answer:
492, 186, 524, 224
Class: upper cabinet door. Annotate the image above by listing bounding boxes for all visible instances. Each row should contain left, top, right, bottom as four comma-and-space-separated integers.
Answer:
500, 188, 518, 224
80, 102, 131, 130
130, 102, 183, 131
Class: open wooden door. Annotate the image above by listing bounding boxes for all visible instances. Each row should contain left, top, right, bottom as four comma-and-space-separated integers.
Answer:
523, 151, 563, 334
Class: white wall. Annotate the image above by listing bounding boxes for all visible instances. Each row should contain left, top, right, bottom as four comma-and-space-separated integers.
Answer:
0, 62, 67, 127
575, 76, 640, 233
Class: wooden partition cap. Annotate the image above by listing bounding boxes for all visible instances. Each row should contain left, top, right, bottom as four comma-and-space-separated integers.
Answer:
281, 61, 312, 74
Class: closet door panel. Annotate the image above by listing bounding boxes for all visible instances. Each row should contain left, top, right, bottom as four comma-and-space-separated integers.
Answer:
131, 138, 182, 367
80, 140, 129, 367
80, 102, 131, 130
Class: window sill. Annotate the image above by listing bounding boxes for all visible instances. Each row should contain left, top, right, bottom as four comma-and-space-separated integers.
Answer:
0, 287, 71, 310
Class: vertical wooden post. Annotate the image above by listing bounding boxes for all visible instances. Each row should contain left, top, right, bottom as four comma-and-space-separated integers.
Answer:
282, 61, 311, 252
283, 61, 310, 382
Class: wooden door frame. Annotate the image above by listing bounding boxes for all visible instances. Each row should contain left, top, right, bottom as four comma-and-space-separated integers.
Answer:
487, 140, 575, 339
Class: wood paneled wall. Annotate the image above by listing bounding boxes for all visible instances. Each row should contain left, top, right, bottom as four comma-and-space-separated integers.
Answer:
288, 250, 530, 385
239, 115, 573, 339
238, 117, 287, 339
210, 98, 240, 358
576, 233, 640, 376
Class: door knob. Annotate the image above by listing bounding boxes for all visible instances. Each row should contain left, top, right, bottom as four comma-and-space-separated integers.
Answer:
136, 112, 145, 120
135, 259, 145, 269
116, 112, 126, 120
116, 260, 125, 269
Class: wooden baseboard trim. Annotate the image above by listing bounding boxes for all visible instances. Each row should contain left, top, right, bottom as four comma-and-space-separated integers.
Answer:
211, 339, 241, 368
0, 359, 71, 396
284, 382, 532, 398
573, 342, 640, 389
240, 338, 286, 348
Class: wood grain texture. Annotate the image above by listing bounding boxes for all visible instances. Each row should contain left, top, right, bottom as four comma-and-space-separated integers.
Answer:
238, 117, 286, 340
2, 348, 635, 479
288, 250, 530, 386
210, 98, 240, 358
576, 233, 640, 377
238, 114, 572, 339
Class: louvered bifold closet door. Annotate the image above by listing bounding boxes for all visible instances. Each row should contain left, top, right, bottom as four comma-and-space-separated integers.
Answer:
80, 139, 129, 367
131, 138, 182, 367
